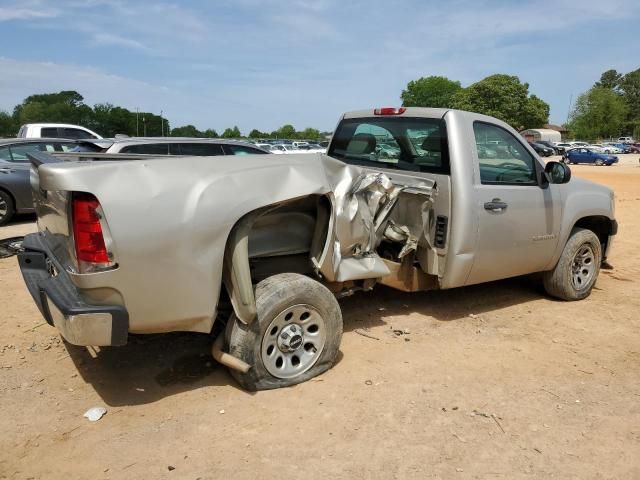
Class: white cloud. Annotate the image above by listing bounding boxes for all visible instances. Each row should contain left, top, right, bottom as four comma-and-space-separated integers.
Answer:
0, 0, 59, 21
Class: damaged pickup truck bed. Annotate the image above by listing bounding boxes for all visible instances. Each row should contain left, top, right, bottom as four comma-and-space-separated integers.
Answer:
18, 107, 617, 390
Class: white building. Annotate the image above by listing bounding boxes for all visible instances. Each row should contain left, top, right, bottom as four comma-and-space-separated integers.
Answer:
520, 128, 562, 143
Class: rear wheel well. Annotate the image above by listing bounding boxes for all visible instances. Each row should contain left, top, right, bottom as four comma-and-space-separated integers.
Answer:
247, 195, 332, 281
221, 195, 332, 324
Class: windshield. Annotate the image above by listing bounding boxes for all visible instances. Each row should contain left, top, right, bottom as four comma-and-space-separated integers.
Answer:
328, 116, 449, 174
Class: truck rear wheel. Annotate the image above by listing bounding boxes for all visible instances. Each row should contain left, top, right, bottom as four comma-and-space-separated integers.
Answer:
543, 228, 602, 301
225, 273, 342, 391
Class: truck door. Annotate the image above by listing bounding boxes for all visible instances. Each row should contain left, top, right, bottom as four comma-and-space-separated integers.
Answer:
466, 121, 562, 286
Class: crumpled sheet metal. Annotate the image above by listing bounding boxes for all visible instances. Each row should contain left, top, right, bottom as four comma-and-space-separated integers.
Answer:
319, 157, 435, 282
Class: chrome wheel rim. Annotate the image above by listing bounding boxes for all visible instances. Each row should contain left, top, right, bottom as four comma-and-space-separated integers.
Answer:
572, 245, 596, 291
0, 197, 7, 218
261, 304, 326, 379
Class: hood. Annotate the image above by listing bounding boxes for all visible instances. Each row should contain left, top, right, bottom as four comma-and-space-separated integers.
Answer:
568, 175, 614, 198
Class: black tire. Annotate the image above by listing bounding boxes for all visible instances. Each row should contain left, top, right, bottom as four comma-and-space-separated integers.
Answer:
543, 228, 602, 301
225, 273, 342, 391
0, 190, 16, 227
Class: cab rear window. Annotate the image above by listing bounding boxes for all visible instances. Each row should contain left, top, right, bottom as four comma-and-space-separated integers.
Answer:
328, 117, 449, 174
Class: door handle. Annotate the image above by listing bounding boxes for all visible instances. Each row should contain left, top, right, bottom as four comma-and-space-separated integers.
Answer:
484, 198, 508, 212
0, 167, 13, 174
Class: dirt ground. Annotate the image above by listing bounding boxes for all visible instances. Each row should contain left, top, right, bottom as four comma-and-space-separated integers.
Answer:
1, 156, 639, 480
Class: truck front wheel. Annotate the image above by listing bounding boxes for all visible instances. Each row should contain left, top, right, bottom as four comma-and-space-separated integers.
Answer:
543, 228, 602, 301
225, 273, 343, 391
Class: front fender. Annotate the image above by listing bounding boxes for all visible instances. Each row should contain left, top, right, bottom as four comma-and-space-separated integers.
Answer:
546, 179, 615, 270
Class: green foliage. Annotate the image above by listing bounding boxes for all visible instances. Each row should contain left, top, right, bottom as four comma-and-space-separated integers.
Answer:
275, 124, 296, 139
0, 110, 17, 136
170, 124, 217, 137
13, 90, 94, 127
568, 87, 627, 140
248, 129, 266, 138
4, 90, 335, 141
619, 69, 640, 130
91, 103, 135, 137
221, 126, 241, 138
401, 76, 462, 108
575, 67, 640, 138
595, 70, 622, 92
451, 74, 549, 129
300, 127, 321, 140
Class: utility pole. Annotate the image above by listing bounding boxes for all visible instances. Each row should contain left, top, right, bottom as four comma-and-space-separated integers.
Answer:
136, 108, 139, 136
160, 110, 164, 136
143, 114, 147, 137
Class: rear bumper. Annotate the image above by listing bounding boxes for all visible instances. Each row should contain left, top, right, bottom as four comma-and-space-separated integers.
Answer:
18, 233, 128, 346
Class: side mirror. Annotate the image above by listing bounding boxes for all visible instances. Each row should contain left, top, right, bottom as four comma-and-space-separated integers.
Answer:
544, 161, 571, 184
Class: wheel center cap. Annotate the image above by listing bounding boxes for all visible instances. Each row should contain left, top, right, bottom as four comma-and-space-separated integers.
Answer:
277, 324, 304, 352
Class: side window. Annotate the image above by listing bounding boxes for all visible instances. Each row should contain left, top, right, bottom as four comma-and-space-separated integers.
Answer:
178, 143, 224, 156
0, 146, 12, 161
41, 127, 59, 138
57, 143, 77, 152
61, 128, 94, 139
223, 145, 269, 155
120, 144, 170, 154
7, 143, 49, 162
473, 122, 537, 185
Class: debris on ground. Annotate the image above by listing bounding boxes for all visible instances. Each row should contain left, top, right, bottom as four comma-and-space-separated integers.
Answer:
354, 329, 380, 341
83, 406, 107, 422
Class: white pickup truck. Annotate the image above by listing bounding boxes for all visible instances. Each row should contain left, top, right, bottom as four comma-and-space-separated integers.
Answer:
18, 107, 617, 390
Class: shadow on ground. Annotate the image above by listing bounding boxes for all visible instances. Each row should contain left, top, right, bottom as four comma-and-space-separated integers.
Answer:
67, 274, 545, 406
66, 331, 251, 407
339, 274, 545, 332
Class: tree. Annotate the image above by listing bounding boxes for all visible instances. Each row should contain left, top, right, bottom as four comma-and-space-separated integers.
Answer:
221, 126, 241, 138
595, 69, 622, 92
401, 76, 462, 108
275, 124, 296, 139
521, 94, 550, 130
13, 90, 94, 127
619, 69, 640, 129
203, 128, 218, 138
91, 103, 134, 137
568, 86, 627, 140
300, 127, 321, 140
451, 74, 549, 129
171, 124, 203, 137
0, 111, 16, 136
248, 129, 265, 138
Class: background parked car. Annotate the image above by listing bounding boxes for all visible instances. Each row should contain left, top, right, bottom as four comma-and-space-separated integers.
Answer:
0, 138, 77, 225
75, 137, 271, 156
536, 140, 563, 155
602, 143, 624, 154
17, 123, 102, 140
627, 144, 640, 153
529, 142, 554, 157
564, 148, 618, 166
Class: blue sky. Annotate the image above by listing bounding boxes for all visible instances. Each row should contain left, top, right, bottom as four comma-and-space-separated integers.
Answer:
0, 0, 639, 133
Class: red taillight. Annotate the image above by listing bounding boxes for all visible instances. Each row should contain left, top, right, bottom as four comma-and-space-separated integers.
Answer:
72, 193, 109, 265
374, 107, 406, 115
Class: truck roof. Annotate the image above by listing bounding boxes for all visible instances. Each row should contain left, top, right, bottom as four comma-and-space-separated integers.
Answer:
342, 107, 450, 119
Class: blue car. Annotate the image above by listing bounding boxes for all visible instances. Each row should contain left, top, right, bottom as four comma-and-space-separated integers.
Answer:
564, 148, 618, 166
612, 143, 632, 153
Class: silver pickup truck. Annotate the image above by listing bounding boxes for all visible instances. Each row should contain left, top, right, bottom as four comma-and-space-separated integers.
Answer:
18, 107, 617, 390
